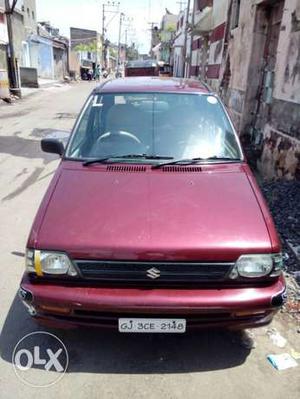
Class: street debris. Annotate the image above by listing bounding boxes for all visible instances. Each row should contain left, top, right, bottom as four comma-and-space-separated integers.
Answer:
291, 349, 300, 360
266, 328, 287, 348
281, 273, 300, 323
1, 94, 19, 104
267, 353, 298, 370
261, 180, 300, 323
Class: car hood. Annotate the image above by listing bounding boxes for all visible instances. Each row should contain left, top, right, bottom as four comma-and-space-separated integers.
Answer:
35, 162, 272, 261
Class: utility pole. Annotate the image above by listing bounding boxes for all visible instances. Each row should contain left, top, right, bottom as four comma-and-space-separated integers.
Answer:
187, 0, 196, 78
122, 17, 133, 62
102, 3, 106, 68
5, 0, 21, 97
176, 1, 187, 12
124, 29, 128, 61
102, 1, 120, 69
116, 12, 124, 77
183, 0, 191, 78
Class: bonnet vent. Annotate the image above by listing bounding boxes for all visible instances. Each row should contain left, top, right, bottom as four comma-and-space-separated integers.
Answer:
106, 165, 147, 172
161, 166, 202, 173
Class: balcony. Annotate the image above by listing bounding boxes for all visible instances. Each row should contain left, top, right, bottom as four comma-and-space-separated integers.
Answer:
193, 4, 213, 34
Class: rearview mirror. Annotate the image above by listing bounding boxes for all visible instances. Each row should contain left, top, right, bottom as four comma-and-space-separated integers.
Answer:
41, 130, 70, 156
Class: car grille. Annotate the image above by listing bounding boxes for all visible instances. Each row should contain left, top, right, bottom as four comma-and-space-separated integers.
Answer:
74, 261, 234, 285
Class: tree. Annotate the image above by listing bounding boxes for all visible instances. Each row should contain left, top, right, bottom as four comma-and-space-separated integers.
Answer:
126, 45, 139, 61
74, 41, 98, 54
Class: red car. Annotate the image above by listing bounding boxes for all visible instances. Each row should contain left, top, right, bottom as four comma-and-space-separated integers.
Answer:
19, 77, 286, 332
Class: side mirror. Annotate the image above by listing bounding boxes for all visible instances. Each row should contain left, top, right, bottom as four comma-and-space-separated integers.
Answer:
41, 130, 70, 156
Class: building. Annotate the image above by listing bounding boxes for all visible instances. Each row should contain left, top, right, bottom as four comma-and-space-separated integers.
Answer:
173, 9, 187, 77
0, 0, 37, 68
186, 0, 300, 180
151, 9, 178, 64
70, 27, 102, 79
0, 0, 38, 89
150, 25, 160, 59
1, 1, 69, 91
36, 22, 69, 80
21, 0, 37, 67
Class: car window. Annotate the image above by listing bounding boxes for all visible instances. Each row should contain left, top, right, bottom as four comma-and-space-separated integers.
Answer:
66, 93, 242, 161
69, 97, 93, 157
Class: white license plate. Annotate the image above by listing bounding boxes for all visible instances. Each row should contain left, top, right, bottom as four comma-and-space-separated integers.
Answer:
118, 318, 186, 333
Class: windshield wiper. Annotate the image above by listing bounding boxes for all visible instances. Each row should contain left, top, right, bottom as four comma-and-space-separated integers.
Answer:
83, 154, 174, 166
152, 156, 242, 169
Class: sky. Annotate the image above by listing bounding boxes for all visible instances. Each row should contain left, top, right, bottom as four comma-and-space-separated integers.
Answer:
36, 0, 181, 53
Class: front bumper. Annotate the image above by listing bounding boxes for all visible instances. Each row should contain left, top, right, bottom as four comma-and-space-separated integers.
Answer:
19, 274, 286, 330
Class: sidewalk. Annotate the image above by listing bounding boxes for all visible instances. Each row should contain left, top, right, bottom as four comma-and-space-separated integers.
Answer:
21, 78, 63, 98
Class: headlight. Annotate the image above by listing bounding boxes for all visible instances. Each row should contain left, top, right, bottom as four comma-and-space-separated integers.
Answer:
25, 249, 78, 277
25, 249, 35, 273
230, 253, 283, 279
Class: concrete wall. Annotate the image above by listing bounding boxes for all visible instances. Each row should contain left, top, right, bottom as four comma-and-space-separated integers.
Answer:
221, 0, 257, 131
0, 43, 7, 69
29, 37, 54, 79
188, 0, 300, 179
257, 0, 300, 179
206, 0, 229, 91
0, 68, 9, 98
273, 0, 300, 103
69, 50, 80, 77
53, 46, 67, 80
11, 11, 25, 66
19, 66, 38, 87
221, 0, 300, 179
213, 0, 229, 27
0, 9, 8, 44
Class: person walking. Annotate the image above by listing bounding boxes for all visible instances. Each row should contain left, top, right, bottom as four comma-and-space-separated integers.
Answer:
94, 65, 101, 81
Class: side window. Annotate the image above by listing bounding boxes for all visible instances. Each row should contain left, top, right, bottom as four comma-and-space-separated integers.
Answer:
68, 97, 93, 155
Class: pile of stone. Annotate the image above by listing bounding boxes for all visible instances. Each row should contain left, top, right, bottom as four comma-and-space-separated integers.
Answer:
261, 180, 300, 274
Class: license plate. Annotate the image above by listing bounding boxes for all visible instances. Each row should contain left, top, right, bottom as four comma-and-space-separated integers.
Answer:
118, 318, 186, 333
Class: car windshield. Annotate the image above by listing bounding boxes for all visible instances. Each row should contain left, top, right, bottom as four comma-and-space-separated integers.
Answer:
65, 92, 242, 162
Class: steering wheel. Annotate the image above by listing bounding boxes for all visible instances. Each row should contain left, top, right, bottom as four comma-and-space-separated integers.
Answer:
94, 130, 143, 156
98, 130, 141, 144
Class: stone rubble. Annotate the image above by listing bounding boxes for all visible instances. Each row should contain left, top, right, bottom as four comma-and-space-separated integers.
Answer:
261, 180, 300, 273
261, 180, 300, 321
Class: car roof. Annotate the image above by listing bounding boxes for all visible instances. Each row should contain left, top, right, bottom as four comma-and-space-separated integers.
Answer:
93, 77, 211, 94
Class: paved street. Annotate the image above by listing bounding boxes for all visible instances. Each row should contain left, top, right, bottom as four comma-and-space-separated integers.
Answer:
0, 82, 299, 399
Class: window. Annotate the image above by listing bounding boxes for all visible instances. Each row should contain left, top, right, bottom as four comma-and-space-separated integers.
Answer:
32, 11, 35, 20
231, 0, 241, 30
66, 93, 242, 162
69, 97, 94, 152
27, 8, 30, 17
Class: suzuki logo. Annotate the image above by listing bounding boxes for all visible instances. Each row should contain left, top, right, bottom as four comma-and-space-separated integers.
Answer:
146, 267, 161, 279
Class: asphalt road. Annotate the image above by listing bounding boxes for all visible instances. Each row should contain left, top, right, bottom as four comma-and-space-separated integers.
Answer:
0, 82, 299, 399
